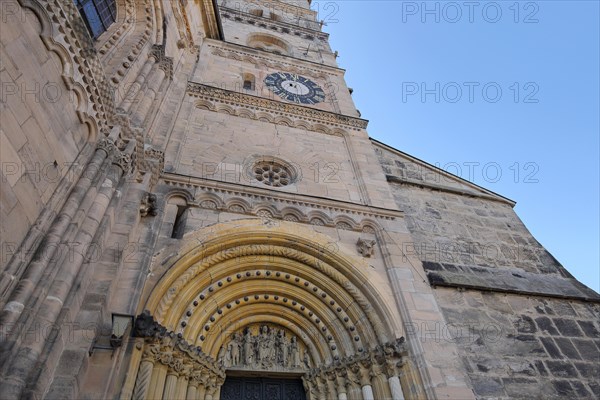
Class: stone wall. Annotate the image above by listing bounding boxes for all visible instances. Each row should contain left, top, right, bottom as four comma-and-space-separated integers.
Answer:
0, 6, 90, 273
374, 140, 600, 399
436, 288, 600, 399
374, 141, 598, 300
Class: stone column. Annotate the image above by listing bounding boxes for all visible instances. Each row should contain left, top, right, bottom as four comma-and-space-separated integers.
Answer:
0, 137, 131, 399
345, 368, 361, 400
325, 371, 338, 400
334, 370, 348, 400
131, 360, 154, 400
0, 137, 113, 333
205, 374, 224, 400
359, 365, 374, 400
131, 344, 158, 400
196, 386, 206, 400
195, 372, 209, 400
131, 62, 166, 126
388, 376, 405, 400
316, 376, 328, 400
185, 382, 198, 400
119, 55, 157, 112
147, 364, 168, 400
302, 377, 318, 400
203, 374, 218, 400
120, 340, 145, 400
163, 370, 179, 399
385, 359, 405, 400
175, 362, 193, 400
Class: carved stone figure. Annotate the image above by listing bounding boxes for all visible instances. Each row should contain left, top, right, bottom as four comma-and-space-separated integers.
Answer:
303, 352, 312, 369
279, 330, 289, 366
139, 192, 158, 217
222, 326, 307, 370
243, 328, 254, 365
356, 237, 376, 258
225, 333, 241, 366
289, 336, 300, 367
258, 325, 274, 367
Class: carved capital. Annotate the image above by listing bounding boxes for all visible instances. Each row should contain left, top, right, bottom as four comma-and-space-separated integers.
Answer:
142, 341, 161, 363
180, 362, 194, 379
134, 312, 225, 379
358, 362, 372, 387
112, 148, 134, 173
384, 358, 401, 378
158, 59, 174, 80
334, 372, 347, 394
97, 137, 116, 156
345, 366, 361, 389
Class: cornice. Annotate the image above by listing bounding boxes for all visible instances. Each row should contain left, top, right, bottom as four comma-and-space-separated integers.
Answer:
160, 173, 403, 226
219, 6, 328, 40
186, 81, 368, 132
372, 139, 516, 206
244, 0, 317, 18
206, 40, 343, 77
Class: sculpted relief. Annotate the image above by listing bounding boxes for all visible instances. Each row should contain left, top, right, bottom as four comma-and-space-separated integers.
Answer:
219, 325, 308, 371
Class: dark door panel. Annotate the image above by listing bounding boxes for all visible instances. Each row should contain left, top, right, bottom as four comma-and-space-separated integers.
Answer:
221, 377, 306, 400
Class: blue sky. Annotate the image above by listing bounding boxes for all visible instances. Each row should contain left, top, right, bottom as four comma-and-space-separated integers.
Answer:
316, 0, 599, 291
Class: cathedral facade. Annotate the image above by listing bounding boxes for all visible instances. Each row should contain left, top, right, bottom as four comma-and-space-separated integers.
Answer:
0, 1, 598, 399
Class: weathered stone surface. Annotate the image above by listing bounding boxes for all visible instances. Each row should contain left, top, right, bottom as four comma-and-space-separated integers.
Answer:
426, 265, 599, 301
435, 287, 600, 399
1, 1, 598, 400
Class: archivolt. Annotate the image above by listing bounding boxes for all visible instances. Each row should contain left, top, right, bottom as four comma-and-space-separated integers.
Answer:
141, 219, 399, 366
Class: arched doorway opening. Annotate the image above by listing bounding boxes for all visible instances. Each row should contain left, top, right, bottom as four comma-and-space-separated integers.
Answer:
120, 219, 409, 400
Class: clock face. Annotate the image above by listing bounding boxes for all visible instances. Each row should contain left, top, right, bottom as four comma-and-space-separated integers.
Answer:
264, 72, 326, 105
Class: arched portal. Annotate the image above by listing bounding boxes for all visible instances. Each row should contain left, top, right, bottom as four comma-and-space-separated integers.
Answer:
121, 219, 408, 400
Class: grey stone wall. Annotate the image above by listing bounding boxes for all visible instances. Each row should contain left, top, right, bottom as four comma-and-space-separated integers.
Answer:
436, 289, 600, 399
374, 142, 598, 299
374, 141, 600, 399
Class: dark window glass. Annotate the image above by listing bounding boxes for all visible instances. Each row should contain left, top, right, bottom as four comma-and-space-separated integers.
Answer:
74, 0, 116, 39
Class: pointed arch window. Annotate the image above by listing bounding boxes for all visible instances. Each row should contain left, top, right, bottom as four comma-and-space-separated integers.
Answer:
74, 0, 117, 39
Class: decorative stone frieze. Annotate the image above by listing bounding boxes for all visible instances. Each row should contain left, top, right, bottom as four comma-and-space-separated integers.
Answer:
209, 45, 332, 80
133, 311, 225, 379
219, 325, 305, 371
304, 338, 407, 397
219, 6, 328, 41
162, 175, 401, 231
186, 82, 368, 132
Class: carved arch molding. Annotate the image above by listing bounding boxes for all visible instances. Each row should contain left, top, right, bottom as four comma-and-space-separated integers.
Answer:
121, 220, 416, 400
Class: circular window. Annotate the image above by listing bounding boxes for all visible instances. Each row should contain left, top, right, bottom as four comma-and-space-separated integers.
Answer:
245, 156, 299, 188
253, 161, 292, 187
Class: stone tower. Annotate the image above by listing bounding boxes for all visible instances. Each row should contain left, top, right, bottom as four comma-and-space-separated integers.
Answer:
0, 1, 598, 399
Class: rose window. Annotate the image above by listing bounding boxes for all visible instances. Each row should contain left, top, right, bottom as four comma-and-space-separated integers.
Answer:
254, 162, 291, 187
